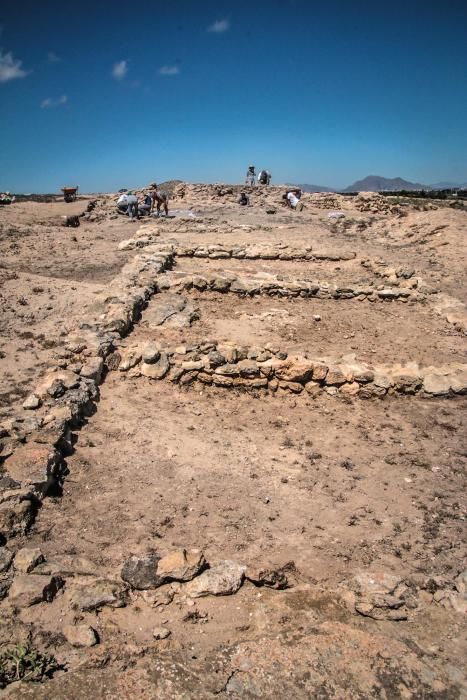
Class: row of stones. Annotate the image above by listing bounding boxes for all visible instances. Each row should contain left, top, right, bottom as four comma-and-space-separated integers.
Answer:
165, 272, 418, 301
118, 220, 265, 250
3, 546, 464, 662
116, 341, 467, 399
118, 238, 358, 263
175, 243, 357, 262
1, 542, 289, 638
0, 248, 174, 545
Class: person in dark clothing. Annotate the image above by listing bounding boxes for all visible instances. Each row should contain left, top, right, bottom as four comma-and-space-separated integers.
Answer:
139, 193, 152, 216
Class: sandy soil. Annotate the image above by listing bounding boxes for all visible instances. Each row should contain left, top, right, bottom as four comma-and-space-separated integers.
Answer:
0, 188, 466, 698
148, 281, 465, 366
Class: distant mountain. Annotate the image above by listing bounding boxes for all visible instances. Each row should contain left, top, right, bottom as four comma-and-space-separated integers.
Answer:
342, 175, 427, 193
286, 183, 335, 193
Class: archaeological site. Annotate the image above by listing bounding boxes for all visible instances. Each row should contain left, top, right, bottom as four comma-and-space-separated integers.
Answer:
0, 183, 466, 697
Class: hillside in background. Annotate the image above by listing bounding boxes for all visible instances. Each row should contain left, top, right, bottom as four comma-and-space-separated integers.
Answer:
342, 175, 427, 192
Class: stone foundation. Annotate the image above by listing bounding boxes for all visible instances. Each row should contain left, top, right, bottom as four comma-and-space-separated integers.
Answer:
0, 248, 174, 537
165, 272, 419, 301
116, 340, 467, 400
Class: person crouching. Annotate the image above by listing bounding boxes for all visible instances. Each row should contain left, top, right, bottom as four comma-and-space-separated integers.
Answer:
284, 189, 304, 211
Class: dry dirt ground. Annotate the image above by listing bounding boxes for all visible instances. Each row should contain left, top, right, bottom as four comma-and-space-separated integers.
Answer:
0, 188, 466, 698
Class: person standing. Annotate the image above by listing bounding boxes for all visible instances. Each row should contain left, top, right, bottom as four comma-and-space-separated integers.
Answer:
126, 191, 139, 220
245, 165, 256, 186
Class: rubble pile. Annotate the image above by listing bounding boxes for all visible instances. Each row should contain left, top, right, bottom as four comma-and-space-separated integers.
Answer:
361, 258, 421, 289
79, 195, 118, 223
353, 191, 398, 214
308, 192, 343, 209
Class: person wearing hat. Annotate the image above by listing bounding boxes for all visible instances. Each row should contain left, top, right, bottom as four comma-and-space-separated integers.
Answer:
245, 165, 256, 186
150, 184, 169, 216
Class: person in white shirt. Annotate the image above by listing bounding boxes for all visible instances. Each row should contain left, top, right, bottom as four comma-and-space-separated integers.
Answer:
116, 193, 129, 213
126, 191, 139, 221
285, 189, 304, 211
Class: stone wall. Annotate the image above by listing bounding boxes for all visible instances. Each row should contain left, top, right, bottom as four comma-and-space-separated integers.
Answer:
117, 340, 467, 400
176, 243, 356, 262
166, 272, 418, 302
0, 249, 174, 539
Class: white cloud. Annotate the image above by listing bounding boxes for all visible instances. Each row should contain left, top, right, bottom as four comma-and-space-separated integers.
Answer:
207, 18, 230, 33
159, 65, 179, 76
0, 49, 29, 83
41, 94, 67, 109
112, 60, 128, 79
47, 51, 61, 63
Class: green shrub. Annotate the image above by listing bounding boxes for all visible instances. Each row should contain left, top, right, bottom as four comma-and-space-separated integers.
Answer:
0, 644, 61, 688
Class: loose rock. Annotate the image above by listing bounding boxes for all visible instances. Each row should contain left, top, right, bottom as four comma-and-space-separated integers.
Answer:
121, 554, 160, 590
184, 560, 246, 598
153, 626, 171, 640
14, 547, 44, 573
245, 564, 289, 589
156, 549, 206, 584
22, 394, 41, 410
8, 574, 64, 607
63, 624, 98, 647
70, 579, 128, 611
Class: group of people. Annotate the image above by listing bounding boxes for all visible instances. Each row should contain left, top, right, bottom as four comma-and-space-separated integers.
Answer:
116, 184, 169, 220
238, 182, 304, 211
245, 166, 271, 186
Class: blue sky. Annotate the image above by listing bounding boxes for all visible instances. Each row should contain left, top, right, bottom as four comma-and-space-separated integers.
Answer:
1, 0, 466, 192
